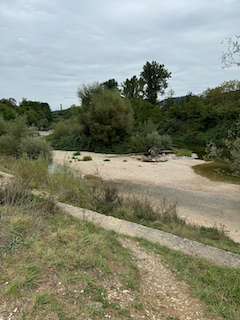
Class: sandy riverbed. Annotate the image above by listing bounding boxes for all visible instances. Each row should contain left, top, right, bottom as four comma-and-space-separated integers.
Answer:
53, 150, 240, 243
53, 150, 240, 195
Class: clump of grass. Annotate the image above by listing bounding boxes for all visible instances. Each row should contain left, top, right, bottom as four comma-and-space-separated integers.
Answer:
46, 163, 90, 206
12, 155, 49, 188
73, 151, 81, 156
82, 156, 92, 161
0, 180, 33, 206
172, 148, 192, 157
85, 179, 240, 255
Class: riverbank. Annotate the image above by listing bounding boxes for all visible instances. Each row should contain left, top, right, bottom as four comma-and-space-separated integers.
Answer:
52, 150, 240, 243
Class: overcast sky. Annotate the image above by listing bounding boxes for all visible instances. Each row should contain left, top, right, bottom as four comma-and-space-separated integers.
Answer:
0, 0, 239, 111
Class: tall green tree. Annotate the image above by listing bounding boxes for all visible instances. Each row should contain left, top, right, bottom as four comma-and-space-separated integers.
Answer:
77, 83, 134, 145
140, 61, 171, 105
102, 79, 119, 90
122, 76, 144, 100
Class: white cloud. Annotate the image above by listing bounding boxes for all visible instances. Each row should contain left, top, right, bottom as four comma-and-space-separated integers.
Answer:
0, 0, 239, 110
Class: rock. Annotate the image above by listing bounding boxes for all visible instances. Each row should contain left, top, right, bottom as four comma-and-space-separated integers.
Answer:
89, 302, 103, 308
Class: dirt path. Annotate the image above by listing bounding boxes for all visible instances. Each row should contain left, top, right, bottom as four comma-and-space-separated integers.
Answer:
117, 238, 224, 320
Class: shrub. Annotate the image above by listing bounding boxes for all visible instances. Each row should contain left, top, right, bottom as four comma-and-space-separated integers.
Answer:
78, 84, 134, 145
13, 156, 50, 188
18, 136, 53, 162
0, 180, 33, 206
0, 115, 8, 136
82, 156, 92, 161
145, 131, 172, 150
204, 120, 240, 177
128, 135, 147, 153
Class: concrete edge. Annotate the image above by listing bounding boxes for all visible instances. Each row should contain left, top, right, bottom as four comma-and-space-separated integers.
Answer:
56, 202, 240, 269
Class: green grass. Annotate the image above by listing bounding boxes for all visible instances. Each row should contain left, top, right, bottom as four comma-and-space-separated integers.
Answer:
3, 154, 240, 256
1, 155, 240, 319
0, 189, 139, 319
137, 237, 240, 320
172, 147, 193, 157
82, 156, 92, 161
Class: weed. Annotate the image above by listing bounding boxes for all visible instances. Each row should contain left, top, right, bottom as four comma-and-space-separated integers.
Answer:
73, 151, 81, 156
82, 156, 92, 161
133, 298, 143, 309
34, 291, 52, 308
24, 263, 41, 291
13, 155, 49, 188
0, 180, 33, 206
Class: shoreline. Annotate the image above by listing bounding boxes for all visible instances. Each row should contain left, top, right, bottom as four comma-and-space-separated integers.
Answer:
52, 150, 240, 243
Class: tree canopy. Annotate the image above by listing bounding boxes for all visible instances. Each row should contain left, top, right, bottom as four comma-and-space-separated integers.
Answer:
140, 61, 171, 105
77, 83, 134, 146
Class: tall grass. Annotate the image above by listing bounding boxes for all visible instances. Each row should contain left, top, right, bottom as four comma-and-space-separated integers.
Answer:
8, 155, 240, 255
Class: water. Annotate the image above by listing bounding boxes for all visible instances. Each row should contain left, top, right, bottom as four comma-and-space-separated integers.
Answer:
173, 140, 240, 184
38, 130, 53, 136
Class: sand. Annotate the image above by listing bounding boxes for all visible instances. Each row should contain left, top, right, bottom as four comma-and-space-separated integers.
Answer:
53, 150, 240, 243
52, 150, 240, 195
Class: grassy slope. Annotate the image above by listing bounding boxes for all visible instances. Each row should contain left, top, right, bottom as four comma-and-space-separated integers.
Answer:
0, 155, 240, 319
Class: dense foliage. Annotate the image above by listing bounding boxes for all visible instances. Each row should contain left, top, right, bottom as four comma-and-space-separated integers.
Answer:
0, 115, 52, 161
0, 98, 52, 128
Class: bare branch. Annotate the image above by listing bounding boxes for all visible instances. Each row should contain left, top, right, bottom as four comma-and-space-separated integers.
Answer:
221, 35, 240, 68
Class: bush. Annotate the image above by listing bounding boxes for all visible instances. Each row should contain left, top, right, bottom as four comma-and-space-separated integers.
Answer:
145, 131, 172, 150
0, 115, 8, 136
82, 156, 92, 161
13, 156, 50, 188
79, 84, 134, 145
18, 136, 53, 162
128, 135, 147, 153
0, 115, 53, 161
204, 120, 240, 177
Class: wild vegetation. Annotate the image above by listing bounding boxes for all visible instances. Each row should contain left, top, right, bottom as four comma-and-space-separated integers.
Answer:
0, 98, 52, 129
1, 59, 240, 175
0, 154, 240, 319
0, 115, 52, 161
48, 71, 240, 176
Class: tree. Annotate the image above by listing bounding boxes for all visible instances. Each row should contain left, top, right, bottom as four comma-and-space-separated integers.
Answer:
19, 99, 53, 125
140, 61, 171, 105
221, 35, 240, 68
77, 82, 103, 108
102, 79, 119, 90
77, 83, 134, 145
121, 76, 144, 100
